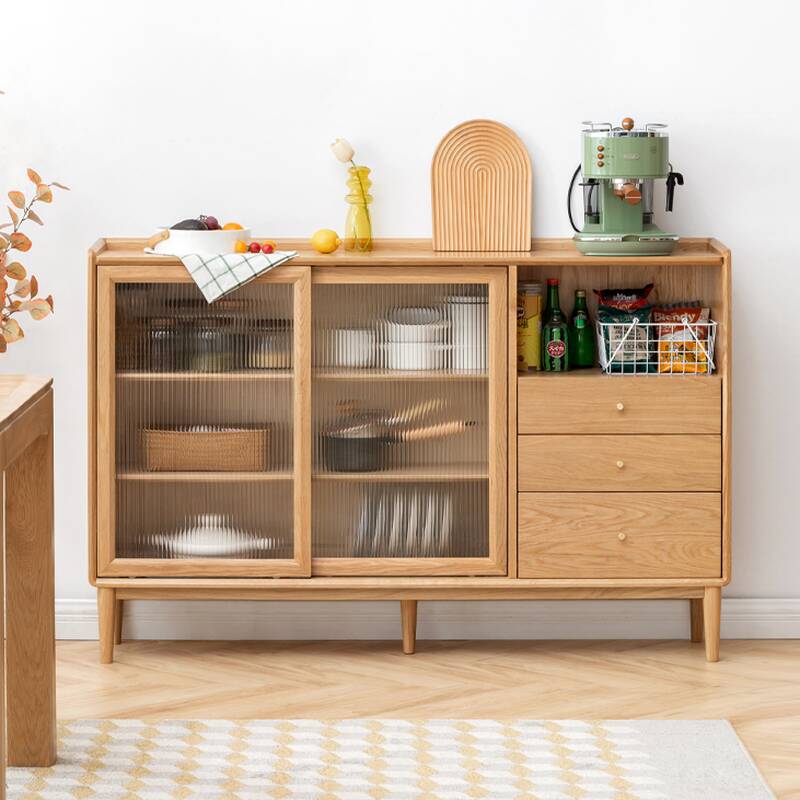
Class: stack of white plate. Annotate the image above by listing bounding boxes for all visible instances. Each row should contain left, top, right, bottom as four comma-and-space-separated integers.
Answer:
381, 307, 450, 370
354, 487, 453, 557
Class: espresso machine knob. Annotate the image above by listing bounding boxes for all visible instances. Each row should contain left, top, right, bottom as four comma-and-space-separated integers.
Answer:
622, 117, 634, 130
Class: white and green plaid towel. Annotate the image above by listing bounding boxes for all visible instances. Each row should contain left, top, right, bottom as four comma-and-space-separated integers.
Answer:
144, 249, 297, 303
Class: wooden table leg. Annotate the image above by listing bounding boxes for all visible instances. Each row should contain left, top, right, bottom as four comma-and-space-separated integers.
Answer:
401, 600, 418, 655
703, 587, 721, 663
114, 597, 124, 645
690, 598, 704, 643
5, 420, 57, 767
98, 587, 116, 664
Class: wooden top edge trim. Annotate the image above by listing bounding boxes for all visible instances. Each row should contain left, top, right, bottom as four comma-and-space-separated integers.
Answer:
92, 237, 726, 266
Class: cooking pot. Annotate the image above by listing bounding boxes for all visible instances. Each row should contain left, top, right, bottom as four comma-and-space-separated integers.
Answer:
323, 425, 392, 472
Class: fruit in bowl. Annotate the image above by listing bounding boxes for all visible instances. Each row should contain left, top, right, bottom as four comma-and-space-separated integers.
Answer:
154, 215, 251, 256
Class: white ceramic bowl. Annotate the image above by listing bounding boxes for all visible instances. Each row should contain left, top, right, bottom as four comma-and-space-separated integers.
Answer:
385, 307, 447, 342
152, 227, 252, 256
381, 342, 451, 371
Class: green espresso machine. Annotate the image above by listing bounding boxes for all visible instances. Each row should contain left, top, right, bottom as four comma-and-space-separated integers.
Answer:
569, 117, 684, 256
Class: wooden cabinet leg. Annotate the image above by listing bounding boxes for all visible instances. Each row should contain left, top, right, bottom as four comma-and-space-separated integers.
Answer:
401, 600, 418, 654
114, 598, 124, 645
6, 423, 57, 767
690, 598, 704, 643
98, 588, 116, 664
703, 587, 721, 662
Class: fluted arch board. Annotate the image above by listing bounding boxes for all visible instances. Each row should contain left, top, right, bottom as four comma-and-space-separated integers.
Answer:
431, 119, 532, 252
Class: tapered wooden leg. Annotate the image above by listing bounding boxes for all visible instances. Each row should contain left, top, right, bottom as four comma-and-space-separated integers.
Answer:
114, 598, 124, 645
401, 600, 418, 654
690, 598, 704, 643
98, 588, 116, 664
6, 423, 57, 767
703, 587, 721, 662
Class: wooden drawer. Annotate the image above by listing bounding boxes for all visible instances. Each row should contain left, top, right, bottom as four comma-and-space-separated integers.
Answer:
518, 435, 721, 492
518, 375, 721, 434
518, 492, 721, 578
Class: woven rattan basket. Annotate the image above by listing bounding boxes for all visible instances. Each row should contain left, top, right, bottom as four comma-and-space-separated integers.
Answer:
143, 427, 270, 472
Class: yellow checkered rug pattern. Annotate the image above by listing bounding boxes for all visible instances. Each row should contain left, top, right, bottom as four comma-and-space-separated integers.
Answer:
8, 719, 669, 799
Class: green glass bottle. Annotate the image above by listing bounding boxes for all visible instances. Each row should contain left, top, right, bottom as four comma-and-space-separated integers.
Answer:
569, 289, 595, 368
542, 279, 569, 371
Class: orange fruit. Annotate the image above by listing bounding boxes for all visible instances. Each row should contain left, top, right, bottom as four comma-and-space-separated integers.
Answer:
223, 222, 243, 231
234, 240, 248, 253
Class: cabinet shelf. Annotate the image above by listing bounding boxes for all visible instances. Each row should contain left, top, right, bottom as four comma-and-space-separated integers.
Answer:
313, 368, 487, 381
117, 471, 293, 482
117, 371, 293, 381
313, 465, 488, 482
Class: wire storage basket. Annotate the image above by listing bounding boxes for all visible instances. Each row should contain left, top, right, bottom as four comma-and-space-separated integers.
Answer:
596, 316, 717, 375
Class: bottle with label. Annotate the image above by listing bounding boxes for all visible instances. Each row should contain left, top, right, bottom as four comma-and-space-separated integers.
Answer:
517, 282, 543, 372
569, 289, 595, 368
542, 278, 569, 371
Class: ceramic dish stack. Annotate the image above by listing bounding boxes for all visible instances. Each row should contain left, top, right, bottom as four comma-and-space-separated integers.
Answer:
381, 307, 450, 371
149, 513, 284, 558
353, 487, 454, 558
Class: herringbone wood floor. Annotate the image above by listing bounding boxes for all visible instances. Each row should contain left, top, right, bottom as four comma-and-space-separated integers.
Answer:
56, 639, 799, 798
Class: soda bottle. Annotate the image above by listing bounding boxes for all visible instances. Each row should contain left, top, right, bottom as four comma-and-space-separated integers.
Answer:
569, 289, 595, 368
542, 279, 569, 371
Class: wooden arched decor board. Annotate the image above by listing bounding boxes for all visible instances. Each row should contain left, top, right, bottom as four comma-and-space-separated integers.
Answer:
431, 119, 532, 252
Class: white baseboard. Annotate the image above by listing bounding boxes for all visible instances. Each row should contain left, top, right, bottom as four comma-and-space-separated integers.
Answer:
55, 598, 800, 641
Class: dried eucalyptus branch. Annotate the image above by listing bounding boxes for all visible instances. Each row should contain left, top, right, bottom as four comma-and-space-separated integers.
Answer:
0, 168, 69, 351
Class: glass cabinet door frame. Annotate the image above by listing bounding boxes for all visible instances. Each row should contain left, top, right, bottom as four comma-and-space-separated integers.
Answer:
95, 264, 311, 577
310, 266, 508, 576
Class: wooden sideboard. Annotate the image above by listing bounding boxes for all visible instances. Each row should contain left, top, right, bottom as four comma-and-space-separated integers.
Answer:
88, 237, 731, 663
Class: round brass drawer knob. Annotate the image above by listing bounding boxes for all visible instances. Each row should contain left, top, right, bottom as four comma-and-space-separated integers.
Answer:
618, 532, 627, 541
616, 402, 625, 411
616, 460, 625, 469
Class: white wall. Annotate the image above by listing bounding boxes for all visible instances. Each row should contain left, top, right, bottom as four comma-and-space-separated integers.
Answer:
2, 0, 798, 635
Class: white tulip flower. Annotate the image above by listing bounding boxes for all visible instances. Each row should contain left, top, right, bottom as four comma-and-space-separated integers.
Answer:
330, 138, 355, 163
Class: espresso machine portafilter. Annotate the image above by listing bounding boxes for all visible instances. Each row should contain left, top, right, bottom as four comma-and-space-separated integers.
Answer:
569, 117, 684, 256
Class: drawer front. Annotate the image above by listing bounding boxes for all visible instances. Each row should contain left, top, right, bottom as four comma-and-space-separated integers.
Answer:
518, 435, 721, 492
518, 492, 721, 578
518, 376, 721, 434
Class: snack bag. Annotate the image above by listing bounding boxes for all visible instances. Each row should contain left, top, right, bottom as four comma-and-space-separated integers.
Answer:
597, 305, 654, 373
652, 302, 712, 374
594, 283, 654, 311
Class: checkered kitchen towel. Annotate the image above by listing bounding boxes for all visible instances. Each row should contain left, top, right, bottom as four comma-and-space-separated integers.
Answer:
145, 249, 297, 303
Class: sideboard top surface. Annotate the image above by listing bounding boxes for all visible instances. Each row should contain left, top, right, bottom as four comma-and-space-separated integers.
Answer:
92, 237, 728, 268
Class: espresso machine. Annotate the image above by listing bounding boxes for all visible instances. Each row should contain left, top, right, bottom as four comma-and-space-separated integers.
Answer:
569, 117, 683, 256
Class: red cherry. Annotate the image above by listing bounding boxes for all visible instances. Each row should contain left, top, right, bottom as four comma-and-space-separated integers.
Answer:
248, 242, 261, 253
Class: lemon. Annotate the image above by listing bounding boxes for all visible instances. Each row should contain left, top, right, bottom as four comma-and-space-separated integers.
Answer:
311, 229, 341, 254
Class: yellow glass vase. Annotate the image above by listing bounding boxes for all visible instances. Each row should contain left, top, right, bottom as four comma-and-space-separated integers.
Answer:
344, 165, 373, 252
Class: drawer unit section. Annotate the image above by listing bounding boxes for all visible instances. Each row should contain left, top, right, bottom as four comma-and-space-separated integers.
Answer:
518, 435, 721, 492
518, 492, 722, 579
518, 375, 721, 434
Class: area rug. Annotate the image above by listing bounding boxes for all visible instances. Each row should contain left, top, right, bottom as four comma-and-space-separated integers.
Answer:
7, 719, 774, 799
